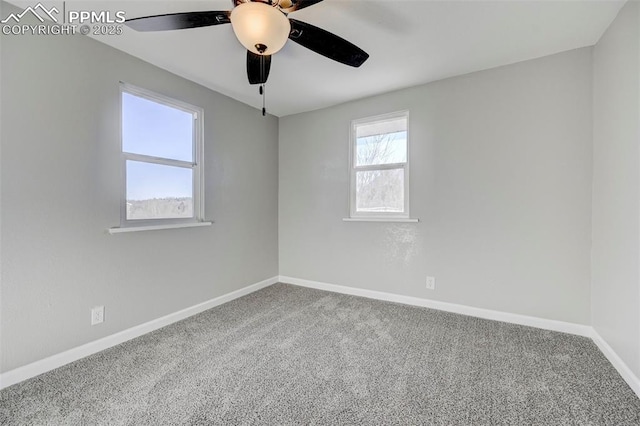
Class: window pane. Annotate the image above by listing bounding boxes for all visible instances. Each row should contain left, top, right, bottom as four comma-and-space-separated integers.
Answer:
122, 92, 193, 162
356, 117, 407, 166
356, 168, 404, 213
126, 161, 193, 220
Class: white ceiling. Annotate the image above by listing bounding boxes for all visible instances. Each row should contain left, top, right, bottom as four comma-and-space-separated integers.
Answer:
38, 1, 630, 116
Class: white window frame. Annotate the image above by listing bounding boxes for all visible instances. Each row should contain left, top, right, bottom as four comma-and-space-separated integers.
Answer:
119, 82, 205, 229
349, 110, 410, 219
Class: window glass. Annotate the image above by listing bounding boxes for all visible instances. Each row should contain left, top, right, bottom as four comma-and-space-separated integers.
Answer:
356, 130, 407, 166
120, 84, 203, 226
356, 169, 405, 213
351, 111, 409, 218
122, 92, 193, 162
125, 161, 193, 220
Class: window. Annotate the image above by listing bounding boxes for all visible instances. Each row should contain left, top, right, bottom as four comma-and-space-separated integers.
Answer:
350, 111, 410, 218
120, 83, 204, 228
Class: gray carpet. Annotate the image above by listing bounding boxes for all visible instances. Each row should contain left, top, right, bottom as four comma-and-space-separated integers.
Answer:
1, 283, 640, 425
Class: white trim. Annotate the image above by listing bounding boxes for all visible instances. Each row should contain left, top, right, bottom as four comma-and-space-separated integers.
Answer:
278, 276, 592, 337
354, 162, 407, 172
349, 110, 410, 220
119, 82, 205, 227
590, 329, 640, 399
279, 276, 640, 399
123, 153, 194, 169
4, 274, 639, 403
120, 82, 203, 114
343, 218, 419, 223
0, 276, 279, 390
108, 221, 212, 234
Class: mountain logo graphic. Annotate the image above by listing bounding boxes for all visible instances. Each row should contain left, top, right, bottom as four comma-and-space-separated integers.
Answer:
1, 3, 59, 24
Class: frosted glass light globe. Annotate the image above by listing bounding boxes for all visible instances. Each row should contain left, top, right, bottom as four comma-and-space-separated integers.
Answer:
230, 2, 291, 55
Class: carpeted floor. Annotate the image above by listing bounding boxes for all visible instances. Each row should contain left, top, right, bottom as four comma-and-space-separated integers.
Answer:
1, 283, 640, 425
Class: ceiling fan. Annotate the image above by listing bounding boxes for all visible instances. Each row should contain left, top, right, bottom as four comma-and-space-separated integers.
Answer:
125, 0, 370, 114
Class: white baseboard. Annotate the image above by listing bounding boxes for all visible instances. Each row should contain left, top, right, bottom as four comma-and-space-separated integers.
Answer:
280, 275, 640, 400
0, 276, 279, 390
4, 274, 639, 402
279, 276, 592, 337
591, 329, 640, 399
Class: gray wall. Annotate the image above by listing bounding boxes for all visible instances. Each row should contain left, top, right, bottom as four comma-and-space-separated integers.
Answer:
0, 9, 279, 372
279, 48, 593, 325
592, 0, 640, 377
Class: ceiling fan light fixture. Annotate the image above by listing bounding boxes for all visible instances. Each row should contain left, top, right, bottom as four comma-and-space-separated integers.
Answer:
230, 2, 291, 55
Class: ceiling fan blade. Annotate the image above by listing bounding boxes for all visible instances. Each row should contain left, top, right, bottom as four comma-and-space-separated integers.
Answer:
247, 51, 272, 85
282, 0, 325, 13
125, 11, 231, 32
288, 19, 369, 68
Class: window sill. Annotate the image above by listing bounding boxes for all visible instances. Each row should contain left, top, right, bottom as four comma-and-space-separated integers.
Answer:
108, 221, 213, 234
342, 217, 419, 223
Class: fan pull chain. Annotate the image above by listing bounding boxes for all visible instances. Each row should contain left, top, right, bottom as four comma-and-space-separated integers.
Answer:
259, 53, 266, 116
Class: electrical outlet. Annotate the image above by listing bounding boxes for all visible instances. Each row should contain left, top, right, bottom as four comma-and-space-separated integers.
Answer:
91, 306, 104, 325
426, 276, 436, 290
